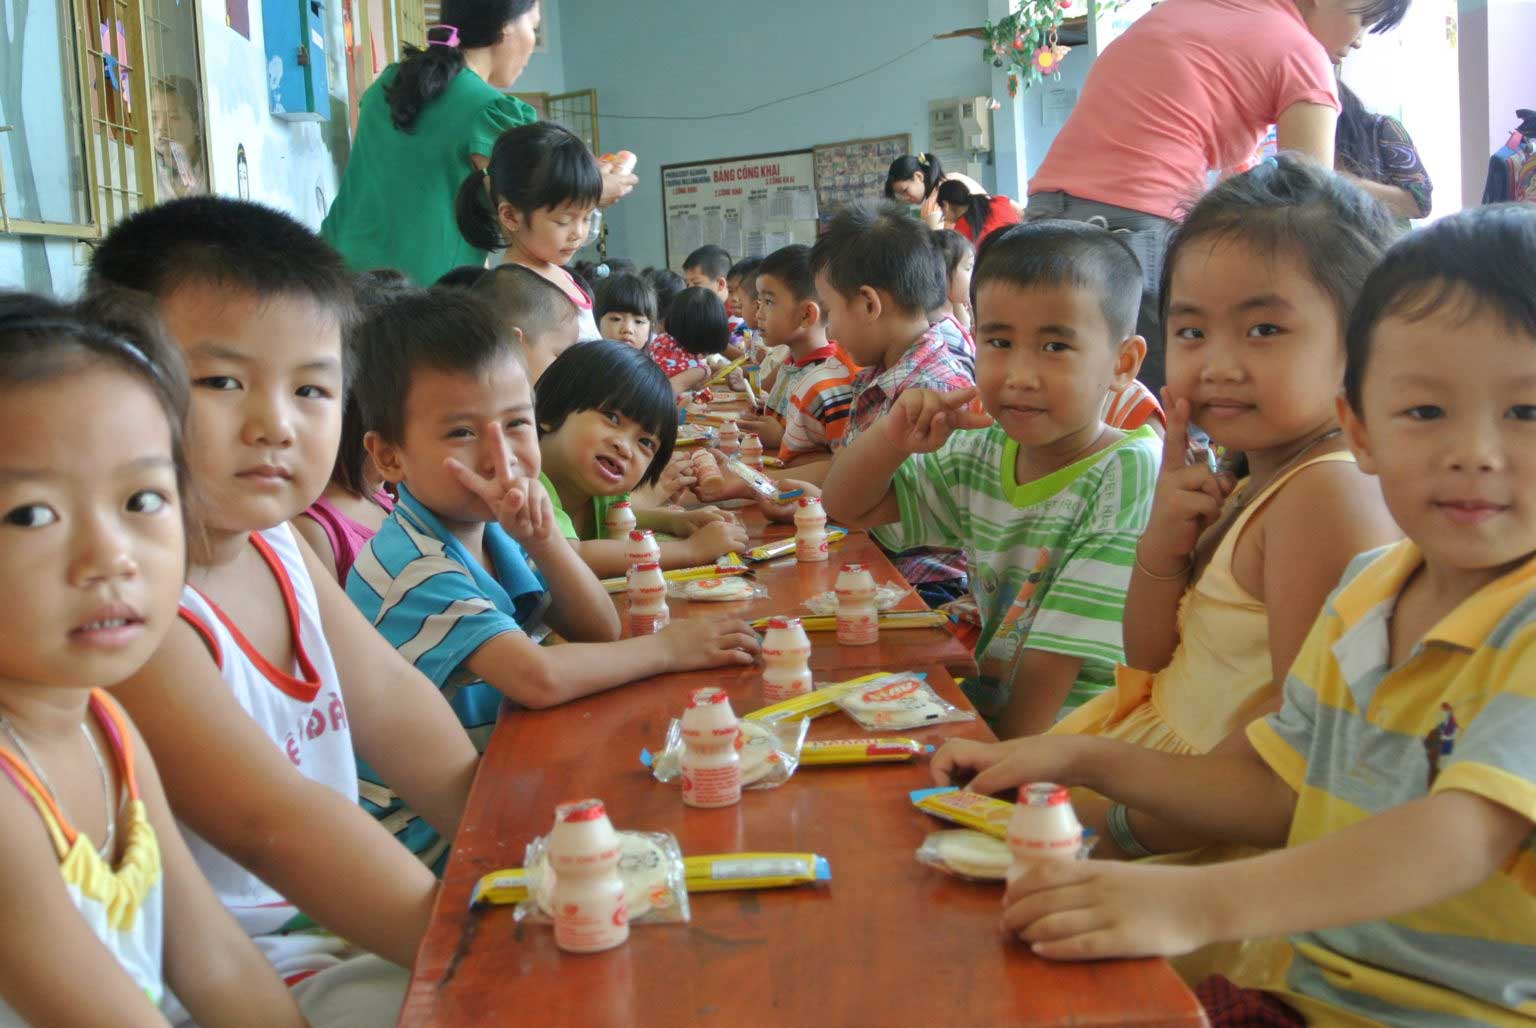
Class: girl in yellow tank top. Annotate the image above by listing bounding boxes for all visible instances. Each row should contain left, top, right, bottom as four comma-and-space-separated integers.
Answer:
0, 296, 303, 1026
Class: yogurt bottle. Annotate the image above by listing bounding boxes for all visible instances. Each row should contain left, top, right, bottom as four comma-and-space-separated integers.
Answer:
834, 563, 879, 646
605, 501, 637, 540
740, 433, 765, 469
627, 562, 670, 635
718, 422, 741, 457
760, 617, 813, 702
794, 496, 829, 563
679, 688, 742, 809
1005, 783, 1084, 883
626, 529, 661, 568
547, 799, 629, 953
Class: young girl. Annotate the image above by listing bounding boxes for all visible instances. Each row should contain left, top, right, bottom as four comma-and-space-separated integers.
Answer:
595, 271, 657, 350
935, 157, 1402, 857
0, 293, 303, 1027
937, 179, 1021, 245
646, 286, 729, 394
538, 340, 748, 575
456, 120, 603, 340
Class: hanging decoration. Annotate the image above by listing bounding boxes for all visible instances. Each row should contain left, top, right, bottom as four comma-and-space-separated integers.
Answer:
978, 1, 1090, 97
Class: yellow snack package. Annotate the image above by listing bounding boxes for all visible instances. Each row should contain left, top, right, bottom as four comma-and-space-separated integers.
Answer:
800, 738, 930, 765
909, 787, 1015, 840
750, 609, 947, 632
601, 553, 747, 594
744, 528, 848, 563
470, 853, 829, 908
740, 673, 886, 724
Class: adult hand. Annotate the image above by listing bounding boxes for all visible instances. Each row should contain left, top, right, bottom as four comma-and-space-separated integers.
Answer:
599, 169, 639, 208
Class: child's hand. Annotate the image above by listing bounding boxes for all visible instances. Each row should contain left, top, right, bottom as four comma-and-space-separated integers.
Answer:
676, 506, 736, 534
736, 412, 783, 450
880, 387, 992, 454
692, 451, 757, 503
658, 615, 760, 671
1001, 860, 1214, 961
685, 518, 750, 563
657, 459, 697, 506
757, 480, 820, 523
932, 735, 1089, 796
1139, 393, 1238, 576
445, 423, 552, 546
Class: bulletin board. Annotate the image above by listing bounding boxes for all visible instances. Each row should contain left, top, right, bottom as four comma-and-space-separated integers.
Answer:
661, 149, 821, 271
812, 133, 912, 226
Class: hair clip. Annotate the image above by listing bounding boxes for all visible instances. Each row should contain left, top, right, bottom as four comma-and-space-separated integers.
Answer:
428, 24, 460, 47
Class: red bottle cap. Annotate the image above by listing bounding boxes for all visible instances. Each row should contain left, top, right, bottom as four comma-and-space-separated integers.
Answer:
840, 563, 866, 573
689, 688, 729, 707
628, 530, 653, 542
557, 798, 607, 822
766, 617, 801, 630
1018, 783, 1070, 807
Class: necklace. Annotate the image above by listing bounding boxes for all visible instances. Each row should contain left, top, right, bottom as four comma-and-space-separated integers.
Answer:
1228, 428, 1344, 513
0, 713, 117, 860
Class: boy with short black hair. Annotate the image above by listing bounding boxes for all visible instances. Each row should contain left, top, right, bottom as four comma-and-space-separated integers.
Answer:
811, 199, 977, 604
931, 203, 1536, 1028
726, 256, 762, 332
474, 263, 581, 384
751, 244, 856, 465
824, 220, 1157, 736
88, 195, 479, 1024
682, 244, 733, 303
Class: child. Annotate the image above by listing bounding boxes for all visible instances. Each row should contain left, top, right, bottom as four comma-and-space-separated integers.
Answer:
90, 196, 481, 1021
348, 292, 760, 742
937, 179, 1021, 245
824, 220, 1160, 738
682, 244, 733, 305
294, 270, 414, 585
753, 244, 857, 467
434, 265, 487, 290
811, 199, 975, 606
936, 158, 1402, 848
595, 271, 657, 350
456, 121, 603, 341
933, 228, 974, 334
535, 339, 747, 572
649, 286, 729, 394
933, 203, 1536, 1028
0, 294, 305, 1027
473, 262, 582, 384
726, 256, 762, 335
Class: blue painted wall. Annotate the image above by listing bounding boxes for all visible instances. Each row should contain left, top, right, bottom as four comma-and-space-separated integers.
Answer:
516, 0, 567, 95
559, 0, 1000, 267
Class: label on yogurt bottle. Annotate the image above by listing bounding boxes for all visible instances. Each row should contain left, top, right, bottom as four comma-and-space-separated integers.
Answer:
682, 763, 742, 808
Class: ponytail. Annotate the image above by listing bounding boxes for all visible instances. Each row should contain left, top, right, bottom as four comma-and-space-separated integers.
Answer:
884, 151, 949, 201
456, 167, 507, 251
456, 121, 603, 254
385, 0, 537, 131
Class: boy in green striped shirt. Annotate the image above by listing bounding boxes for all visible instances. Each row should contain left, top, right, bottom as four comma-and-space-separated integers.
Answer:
824, 222, 1159, 737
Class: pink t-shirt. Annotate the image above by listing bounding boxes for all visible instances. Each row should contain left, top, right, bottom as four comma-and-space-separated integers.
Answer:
1029, 0, 1337, 221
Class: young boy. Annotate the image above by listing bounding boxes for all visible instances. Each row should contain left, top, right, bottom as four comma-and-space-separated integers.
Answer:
87, 197, 481, 1023
347, 290, 760, 746
933, 206, 1536, 1028
726, 256, 762, 333
474, 263, 582, 383
810, 199, 977, 606
683, 244, 733, 306
823, 221, 1157, 737
749, 244, 857, 466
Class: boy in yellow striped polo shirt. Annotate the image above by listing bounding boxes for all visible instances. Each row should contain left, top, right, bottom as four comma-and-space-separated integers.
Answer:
931, 205, 1536, 1026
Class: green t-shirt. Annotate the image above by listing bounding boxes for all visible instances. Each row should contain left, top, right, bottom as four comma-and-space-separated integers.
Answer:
873, 425, 1160, 718
322, 65, 535, 286
543, 476, 628, 543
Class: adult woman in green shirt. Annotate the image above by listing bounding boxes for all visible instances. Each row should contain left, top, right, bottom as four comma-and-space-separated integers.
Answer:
323, 0, 633, 285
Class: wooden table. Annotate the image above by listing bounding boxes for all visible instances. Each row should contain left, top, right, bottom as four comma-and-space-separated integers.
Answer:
398, 662, 1206, 1026
643, 510, 978, 678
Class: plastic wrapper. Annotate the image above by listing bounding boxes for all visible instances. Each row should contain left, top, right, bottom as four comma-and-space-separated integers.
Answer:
802, 582, 910, 616
600, 552, 747, 594
740, 672, 887, 725
831, 673, 976, 732
472, 852, 829, 908
666, 576, 766, 602
704, 354, 748, 386
909, 786, 1013, 839
675, 424, 718, 449
724, 458, 778, 500
916, 830, 1014, 881
800, 737, 932, 766
749, 609, 947, 632
641, 716, 809, 790
743, 528, 848, 563
512, 829, 690, 925
916, 828, 1100, 881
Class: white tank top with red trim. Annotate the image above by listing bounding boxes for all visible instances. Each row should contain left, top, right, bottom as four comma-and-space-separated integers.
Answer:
176, 523, 357, 938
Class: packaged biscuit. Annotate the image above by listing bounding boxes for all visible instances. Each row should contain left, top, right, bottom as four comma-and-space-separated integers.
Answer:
910, 786, 1015, 840
667, 576, 764, 602
513, 829, 690, 925
799, 737, 931, 765
600, 553, 747, 594
834, 672, 976, 731
802, 582, 910, 617
642, 716, 809, 790
916, 830, 1014, 881
471, 851, 829, 908
740, 673, 886, 725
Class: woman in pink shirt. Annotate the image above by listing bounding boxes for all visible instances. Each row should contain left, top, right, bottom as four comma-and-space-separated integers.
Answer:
1025, 0, 1407, 389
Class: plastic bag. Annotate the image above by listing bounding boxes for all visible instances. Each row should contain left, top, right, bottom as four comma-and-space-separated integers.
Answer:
723, 458, 778, 500
801, 582, 910, 616
833, 672, 977, 732
641, 716, 809, 790
740, 673, 887, 725
667, 576, 767, 602
514, 829, 690, 925
916, 828, 1100, 882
